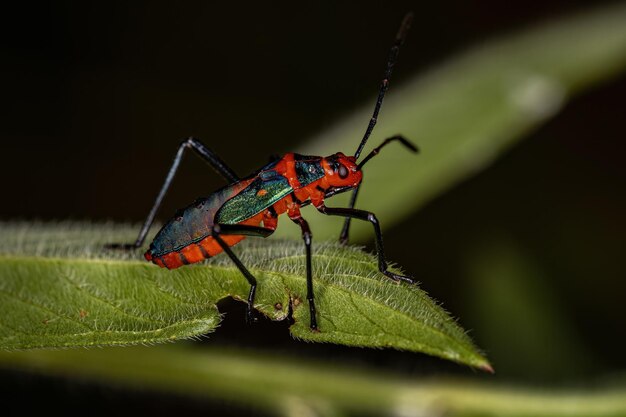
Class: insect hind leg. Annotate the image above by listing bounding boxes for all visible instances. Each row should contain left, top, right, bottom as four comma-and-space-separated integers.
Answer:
106, 137, 240, 250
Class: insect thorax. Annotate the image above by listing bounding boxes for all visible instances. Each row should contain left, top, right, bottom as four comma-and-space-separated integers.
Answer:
293, 154, 325, 187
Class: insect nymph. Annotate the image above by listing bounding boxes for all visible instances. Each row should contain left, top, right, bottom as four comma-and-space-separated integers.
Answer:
109, 13, 418, 331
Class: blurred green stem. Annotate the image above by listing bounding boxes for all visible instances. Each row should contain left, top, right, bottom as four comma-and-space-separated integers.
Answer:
1, 346, 624, 417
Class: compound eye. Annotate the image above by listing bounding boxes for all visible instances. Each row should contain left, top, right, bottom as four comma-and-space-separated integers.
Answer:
338, 164, 349, 179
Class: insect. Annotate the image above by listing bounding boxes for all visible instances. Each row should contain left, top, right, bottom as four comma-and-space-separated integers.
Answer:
108, 13, 418, 331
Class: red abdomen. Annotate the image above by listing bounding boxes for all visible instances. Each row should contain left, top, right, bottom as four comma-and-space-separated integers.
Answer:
143, 179, 254, 270
145, 234, 247, 269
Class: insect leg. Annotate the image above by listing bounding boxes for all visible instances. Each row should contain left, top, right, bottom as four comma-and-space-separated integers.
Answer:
290, 216, 318, 331
338, 185, 361, 245
107, 137, 240, 249
212, 223, 275, 324
215, 224, 275, 238
340, 135, 418, 244
184, 137, 240, 184
317, 205, 416, 285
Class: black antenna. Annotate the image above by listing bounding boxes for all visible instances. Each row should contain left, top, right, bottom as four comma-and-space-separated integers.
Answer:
357, 135, 418, 170
353, 12, 413, 160
341, 13, 414, 244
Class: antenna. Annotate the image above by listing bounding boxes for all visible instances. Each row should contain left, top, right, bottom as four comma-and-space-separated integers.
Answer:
353, 12, 413, 160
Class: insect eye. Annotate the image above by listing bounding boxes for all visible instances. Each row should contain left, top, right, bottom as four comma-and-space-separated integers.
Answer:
338, 164, 349, 179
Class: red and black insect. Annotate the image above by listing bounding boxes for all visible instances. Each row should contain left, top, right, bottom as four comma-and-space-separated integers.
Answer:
109, 13, 418, 331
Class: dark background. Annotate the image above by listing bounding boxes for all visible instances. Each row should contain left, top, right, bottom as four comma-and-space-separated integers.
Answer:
1, 1, 625, 415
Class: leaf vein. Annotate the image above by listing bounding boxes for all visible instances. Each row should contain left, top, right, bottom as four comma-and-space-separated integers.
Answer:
58, 271, 169, 326
0, 288, 94, 331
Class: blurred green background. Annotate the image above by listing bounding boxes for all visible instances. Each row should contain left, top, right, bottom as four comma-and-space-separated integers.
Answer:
1, 1, 625, 415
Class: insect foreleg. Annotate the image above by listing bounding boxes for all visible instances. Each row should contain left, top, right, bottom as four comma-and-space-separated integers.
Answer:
317, 205, 416, 285
340, 135, 418, 245
338, 185, 361, 245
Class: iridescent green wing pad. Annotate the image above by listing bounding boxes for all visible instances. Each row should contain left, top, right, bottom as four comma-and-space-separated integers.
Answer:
215, 171, 293, 224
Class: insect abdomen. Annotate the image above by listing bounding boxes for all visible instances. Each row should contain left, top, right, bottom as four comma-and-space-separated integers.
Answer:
145, 234, 246, 269
144, 180, 251, 269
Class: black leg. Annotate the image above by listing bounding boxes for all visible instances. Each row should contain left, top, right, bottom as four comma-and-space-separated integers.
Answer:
107, 137, 240, 249
338, 184, 361, 245
214, 223, 275, 238
290, 217, 318, 331
317, 205, 416, 285
340, 135, 419, 244
211, 223, 275, 324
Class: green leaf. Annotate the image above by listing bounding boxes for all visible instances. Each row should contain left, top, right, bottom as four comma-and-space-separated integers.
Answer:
0, 222, 490, 370
276, 3, 626, 241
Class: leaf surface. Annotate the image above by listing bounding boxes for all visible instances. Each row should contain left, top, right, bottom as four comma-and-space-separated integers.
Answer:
0, 222, 490, 370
